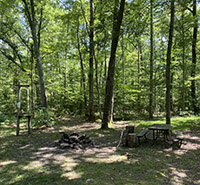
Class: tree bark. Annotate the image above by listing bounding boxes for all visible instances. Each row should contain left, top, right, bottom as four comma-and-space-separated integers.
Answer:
30, 44, 34, 114
121, 34, 125, 115
94, 54, 102, 119
108, 93, 114, 123
149, 0, 154, 119
181, 9, 186, 111
170, 72, 174, 112
102, 0, 125, 129
166, 0, 175, 125
104, 50, 107, 82
191, 0, 198, 114
121, 34, 125, 84
77, 18, 87, 110
137, 39, 141, 114
88, 0, 95, 121
64, 47, 68, 89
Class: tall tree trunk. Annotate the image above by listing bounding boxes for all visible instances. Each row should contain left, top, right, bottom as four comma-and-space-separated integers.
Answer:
166, 0, 175, 125
108, 94, 114, 123
22, 0, 47, 108
94, 54, 102, 119
100, 44, 106, 88
102, 0, 125, 129
34, 59, 41, 106
77, 18, 87, 110
89, 0, 95, 121
191, 0, 198, 114
181, 9, 186, 111
149, 0, 154, 119
64, 47, 67, 89
170, 72, 174, 112
121, 34, 125, 115
182, 47, 185, 111
121, 34, 125, 84
104, 50, 107, 82
30, 44, 34, 114
58, 53, 61, 75
137, 39, 141, 114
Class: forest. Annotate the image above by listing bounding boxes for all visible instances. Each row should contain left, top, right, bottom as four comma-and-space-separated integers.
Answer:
0, 0, 200, 184
0, 0, 200, 127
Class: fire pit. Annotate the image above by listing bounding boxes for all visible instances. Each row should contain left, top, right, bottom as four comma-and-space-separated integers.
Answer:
56, 132, 93, 150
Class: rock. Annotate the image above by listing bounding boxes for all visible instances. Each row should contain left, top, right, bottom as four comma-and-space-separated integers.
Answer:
58, 132, 93, 150
60, 142, 70, 149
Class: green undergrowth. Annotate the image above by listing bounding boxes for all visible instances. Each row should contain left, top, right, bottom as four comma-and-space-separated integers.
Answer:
0, 116, 199, 185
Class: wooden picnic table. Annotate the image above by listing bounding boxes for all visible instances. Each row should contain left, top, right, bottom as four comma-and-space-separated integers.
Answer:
148, 124, 171, 144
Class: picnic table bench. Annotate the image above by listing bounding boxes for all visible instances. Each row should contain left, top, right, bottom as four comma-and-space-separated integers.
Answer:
137, 129, 149, 145
174, 131, 184, 147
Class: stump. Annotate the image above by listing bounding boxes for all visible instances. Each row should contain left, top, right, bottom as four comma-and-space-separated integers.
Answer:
122, 126, 135, 147
127, 133, 137, 147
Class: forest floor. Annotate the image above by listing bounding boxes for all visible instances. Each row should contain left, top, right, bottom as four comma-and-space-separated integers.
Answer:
0, 116, 200, 185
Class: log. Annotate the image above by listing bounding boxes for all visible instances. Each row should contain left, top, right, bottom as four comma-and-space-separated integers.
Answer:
127, 133, 137, 148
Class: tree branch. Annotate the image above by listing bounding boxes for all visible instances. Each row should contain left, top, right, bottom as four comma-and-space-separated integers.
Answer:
22, 0, 33, 29
79, 0, 90, 36
38, 7, 43, 49
14, 30, 31, 51
0, 50, 26, 72
0, 35, 24, 64
186, 7, 193, 13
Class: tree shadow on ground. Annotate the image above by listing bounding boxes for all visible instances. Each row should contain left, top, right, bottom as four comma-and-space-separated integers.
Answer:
0, 117, 200, 185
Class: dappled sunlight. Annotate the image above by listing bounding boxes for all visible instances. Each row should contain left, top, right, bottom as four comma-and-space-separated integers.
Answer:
96, 133, 105, 138
30, 149, 83, 179
178, 132, 200, 151
83, 146, 117, 156
42, 153, 54, 159
53, 155, 76, 165
183, 132, 200, 141
61, 171, 83, 180
38, 146, 58, 152
112, 121, 135, 129
0, 116, 200, 184
169, 166, 188, 185
60, 161, 79, 171
0, 160, 17, 167
182, 141, 200, 150
0, 160, 17, 170
85, 154, 127, 163
19, 144, 31, 150
61, 171, 82, 180
59, 158, 82, 180
23, 161, 43, 171
63, 122, 101, 132
173, 149, 186, 156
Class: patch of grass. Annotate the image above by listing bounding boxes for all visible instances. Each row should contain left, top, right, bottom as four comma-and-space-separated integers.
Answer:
134, 116, 200, 131
171, 116, 200, 130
